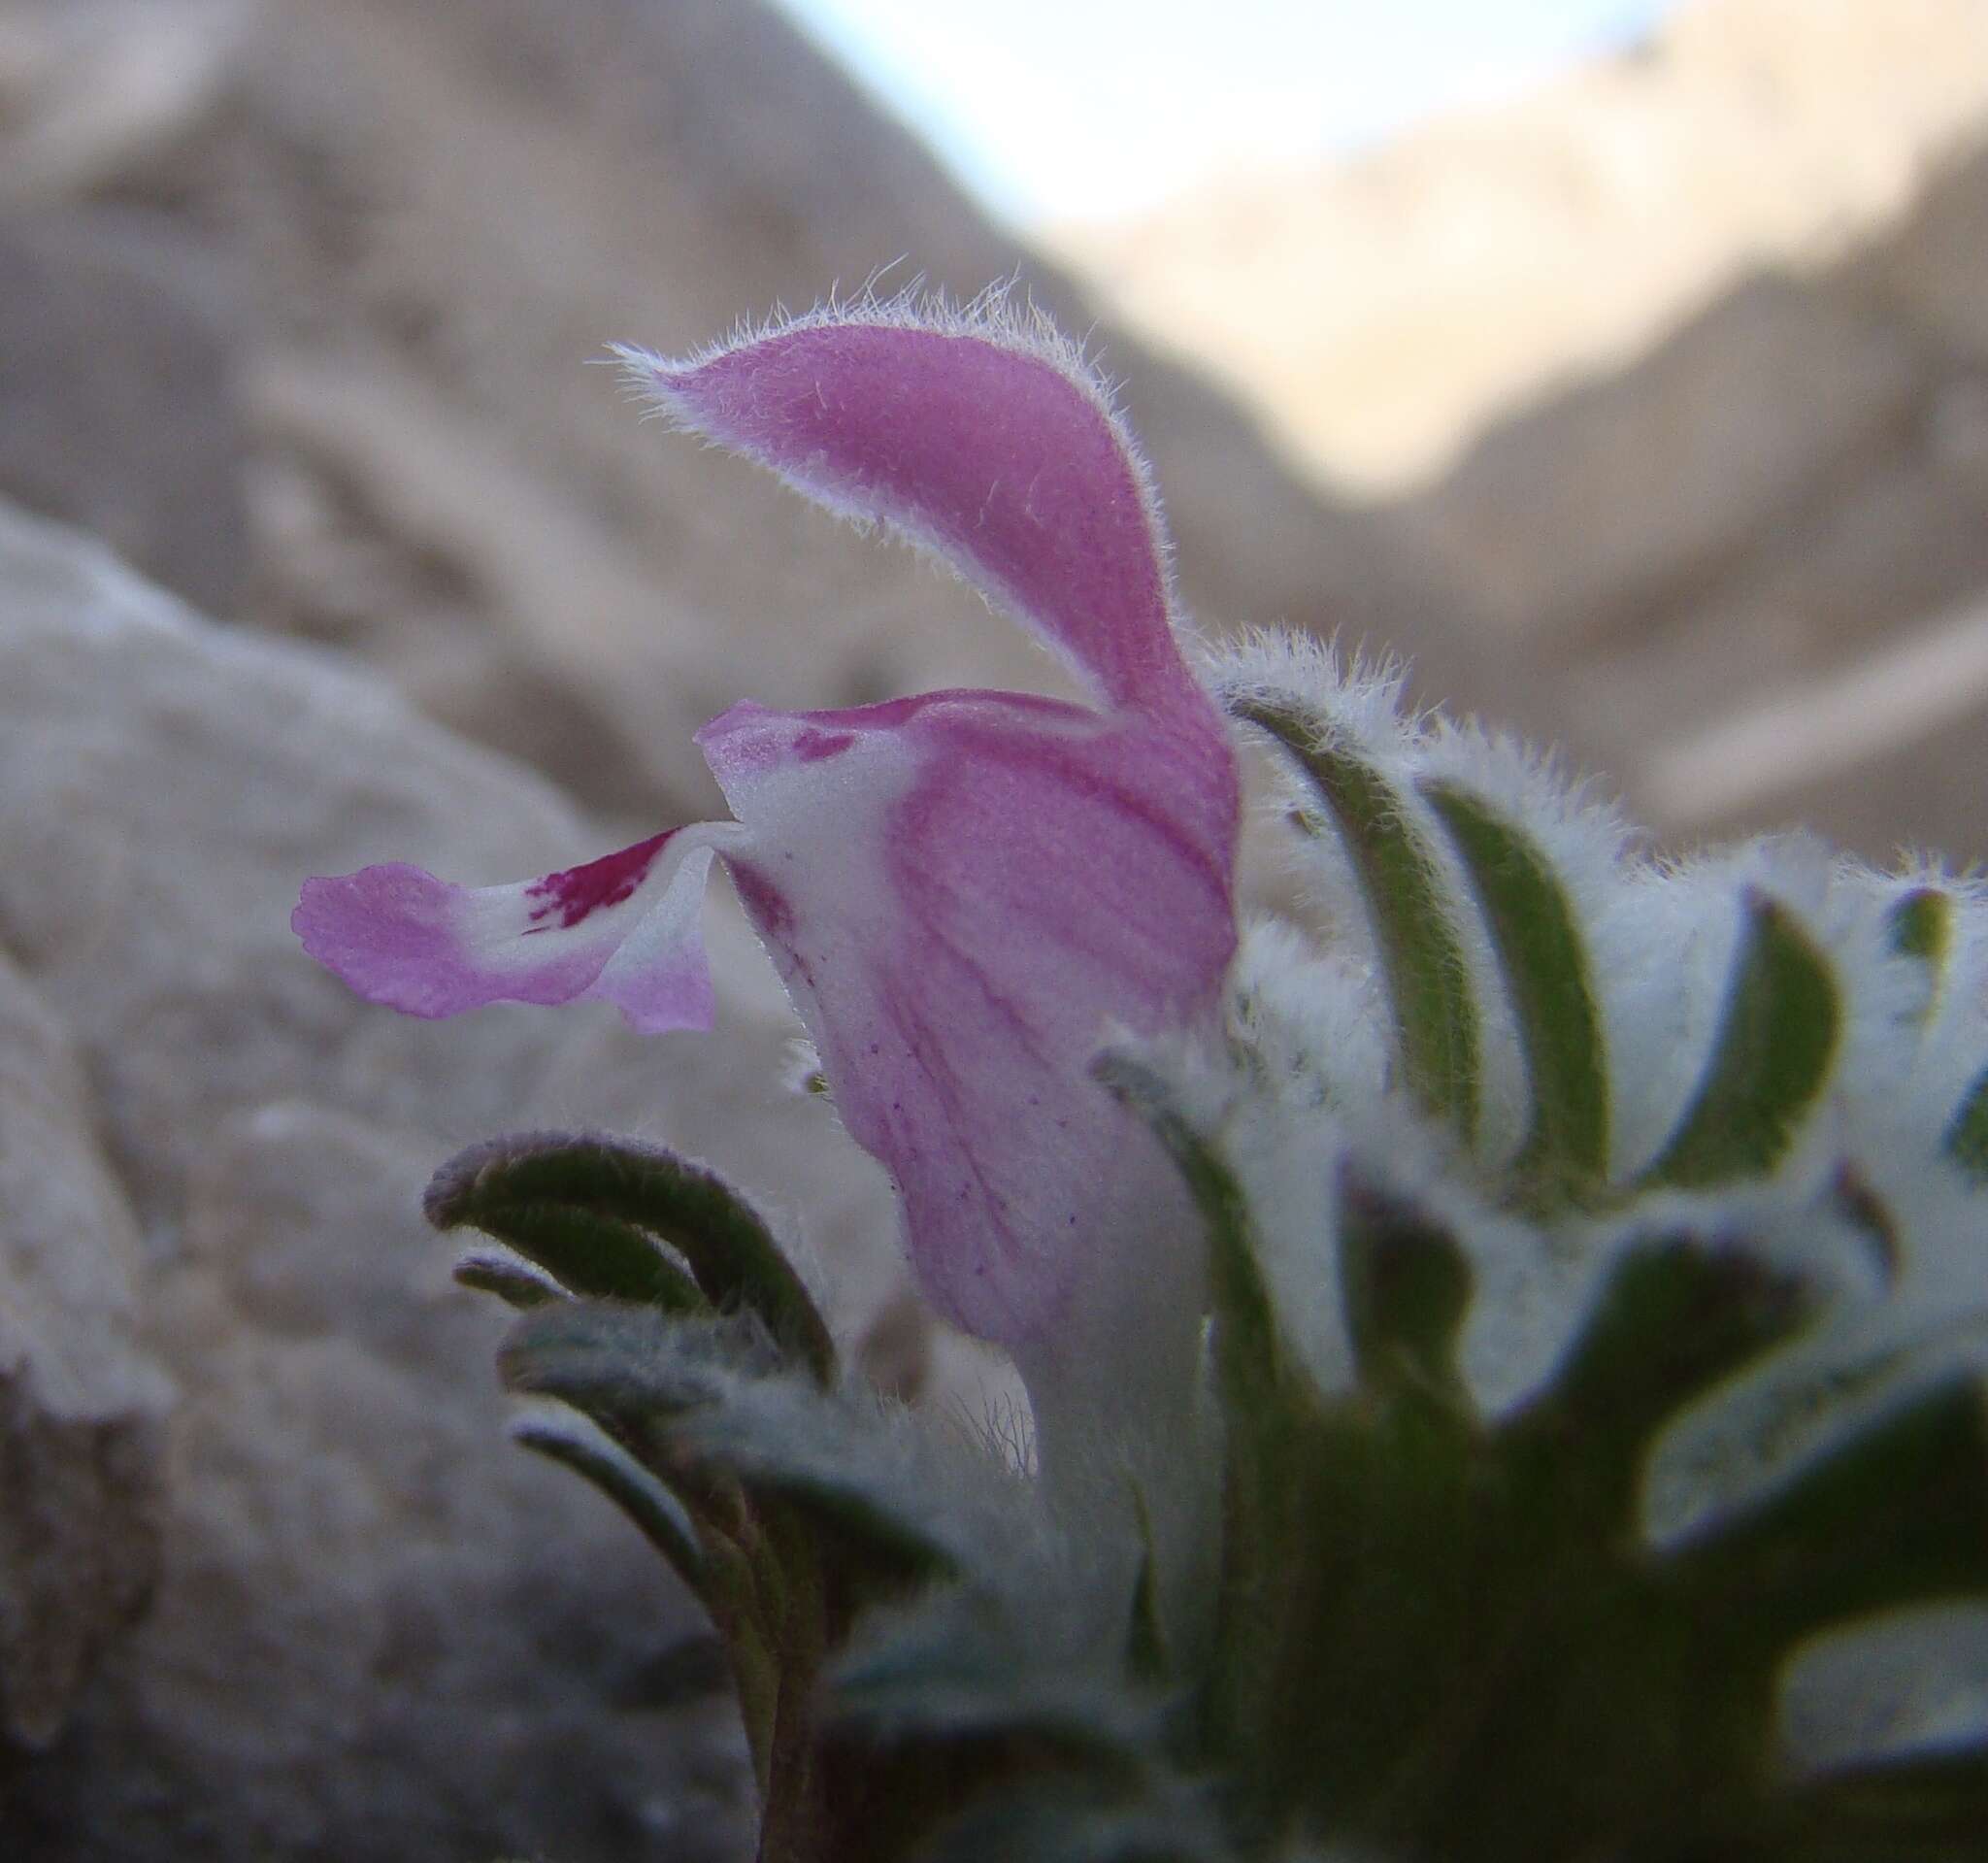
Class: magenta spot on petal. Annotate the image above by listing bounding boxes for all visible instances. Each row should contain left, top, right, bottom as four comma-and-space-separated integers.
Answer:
525, 831, 673, 930
791, 727, 856, 763
725, 859, 797, 942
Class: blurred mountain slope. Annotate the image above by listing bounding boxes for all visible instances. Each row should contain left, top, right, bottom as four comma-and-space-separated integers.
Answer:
1055, 0, 1988, 493
1401, 132, 1988, 860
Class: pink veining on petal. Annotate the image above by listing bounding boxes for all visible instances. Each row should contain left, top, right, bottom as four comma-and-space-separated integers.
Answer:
789, 727, 856, 763
699, 684, 1239, 1348
723, 858, 798, 945
633, 316, 1206, 727
525, 830, 675, 930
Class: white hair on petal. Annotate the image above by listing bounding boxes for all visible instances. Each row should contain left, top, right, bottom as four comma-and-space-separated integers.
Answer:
609, 283, 1209, 698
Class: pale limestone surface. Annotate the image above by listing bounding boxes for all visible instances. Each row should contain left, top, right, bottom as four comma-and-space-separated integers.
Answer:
0, 949, 168, 1751
0, 496, 941, 1858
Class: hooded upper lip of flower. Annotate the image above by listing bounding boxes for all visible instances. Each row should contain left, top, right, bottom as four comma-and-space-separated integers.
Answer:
293, 292, 1241, 1353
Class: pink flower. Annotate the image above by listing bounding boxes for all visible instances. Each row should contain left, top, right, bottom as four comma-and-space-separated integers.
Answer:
295, 299, 1239, 1367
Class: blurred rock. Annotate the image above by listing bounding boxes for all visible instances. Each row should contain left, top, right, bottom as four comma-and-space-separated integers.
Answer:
0, 495, 948, 1860
0, 0, 1490, 831
1850, 104, 1988, 368
0, 211, 248, 616
0, 950, 168, 1753
0, 0, 248, 205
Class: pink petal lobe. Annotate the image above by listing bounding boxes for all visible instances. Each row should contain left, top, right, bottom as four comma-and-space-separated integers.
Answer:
698, 691, 1239, 1348
623, 307, 1203, 725
294, 825, 734, 1034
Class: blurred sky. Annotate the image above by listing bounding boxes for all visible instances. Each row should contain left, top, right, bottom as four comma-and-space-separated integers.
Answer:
773, 0, 1674, 225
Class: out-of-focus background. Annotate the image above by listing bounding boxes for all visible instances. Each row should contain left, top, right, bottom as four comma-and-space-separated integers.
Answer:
0, 3, 1982, 1858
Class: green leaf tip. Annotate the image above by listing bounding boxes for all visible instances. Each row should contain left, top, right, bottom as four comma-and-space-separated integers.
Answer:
1092, 1051, 1295, 1420
509, 1405, 706, 1592
1122, 1483, 1170, 1687
453, 1248, 569, 1310
1337, 1169, 1473, 1400
1422, 777, 1609, 1198
1942, 1064, 1988, 1184
1641, 892, 1840, 1189
1513, 1238, 1814, 1535
458, 1200, 705, 1314
1229, 694, 1481, 1143
1664, 1374, 1988, 1655
1886, 884, 1954, 966
427, 1130, 836, 1384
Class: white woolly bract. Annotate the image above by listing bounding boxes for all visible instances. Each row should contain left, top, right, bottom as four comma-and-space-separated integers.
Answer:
1597, 835, 1900, 1189
1225, 916, 1391, 1116
1206, 635, 1981, 1203
1780, 1601, 1988, 1774
1861, 862, 1988, 1159
1208, 632, 1535, 1165
1207, 629, 1417, 753
1607, 851, 1788, 1181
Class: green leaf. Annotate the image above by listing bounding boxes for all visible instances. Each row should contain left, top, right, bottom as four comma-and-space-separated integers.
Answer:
1422, 779, 1609, 1197
1336, 1168, 1473, 1401
677, 1389, 965, 1590
1504, 1238, 1812, 1536
1229, 695, 1479, 1141
503, 1301, 964, 1602
1099, 1051, 1380, 1823
1887, 885, 1954, 966
428, 1131, 836, 1384
509, 1405, 706, 1594
453, 1247, 568, 1310
1092, 1053, 1300, 1426
1942, 1065, 1988, 1184
498, 1300, 777, 1420
429, 1145, 707, 1313
1661, 1376, 1988, 1654
1640, 892, 1840, 1189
